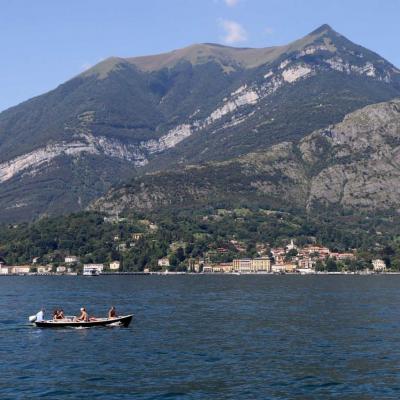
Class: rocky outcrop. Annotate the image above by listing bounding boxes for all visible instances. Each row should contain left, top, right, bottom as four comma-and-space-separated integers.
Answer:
93, 99, 400, 214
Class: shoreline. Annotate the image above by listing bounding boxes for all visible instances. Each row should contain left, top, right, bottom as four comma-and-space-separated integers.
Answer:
0, 271, 398, 277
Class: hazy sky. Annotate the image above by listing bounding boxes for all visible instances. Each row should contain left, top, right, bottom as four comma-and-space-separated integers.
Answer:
1, 0, 399, 112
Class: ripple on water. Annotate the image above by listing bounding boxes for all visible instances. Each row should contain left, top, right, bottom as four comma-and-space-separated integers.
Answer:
1, 275, 400, 399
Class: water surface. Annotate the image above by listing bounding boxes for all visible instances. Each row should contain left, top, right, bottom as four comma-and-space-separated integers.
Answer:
1, 275, 400, 399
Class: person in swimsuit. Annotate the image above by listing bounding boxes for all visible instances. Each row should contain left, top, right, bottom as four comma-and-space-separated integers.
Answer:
108, 306, 117, 319
75, 307, 89, 322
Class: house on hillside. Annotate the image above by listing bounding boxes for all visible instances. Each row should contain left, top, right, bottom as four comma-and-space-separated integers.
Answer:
65, 256, 79, 264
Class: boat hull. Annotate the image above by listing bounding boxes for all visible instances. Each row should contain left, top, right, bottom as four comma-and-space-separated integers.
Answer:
34, 314, 133, 328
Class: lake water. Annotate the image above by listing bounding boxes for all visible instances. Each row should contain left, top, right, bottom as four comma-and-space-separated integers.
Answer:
1, 275, 400, 399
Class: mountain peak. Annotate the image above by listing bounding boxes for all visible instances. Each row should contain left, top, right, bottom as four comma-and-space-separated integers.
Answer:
310, 23, 336, 35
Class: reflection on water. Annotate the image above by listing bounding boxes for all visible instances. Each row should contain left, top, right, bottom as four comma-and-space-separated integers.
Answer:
1, 275, 400, 399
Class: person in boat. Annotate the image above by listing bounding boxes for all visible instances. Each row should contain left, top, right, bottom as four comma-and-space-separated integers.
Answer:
108, 306, 117, 319
58, 309, 65, 319
53, 309, 60, 320
75, 307, 89, 322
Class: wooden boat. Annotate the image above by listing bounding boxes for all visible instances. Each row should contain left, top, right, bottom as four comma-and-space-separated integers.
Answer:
34, 314, 133, 328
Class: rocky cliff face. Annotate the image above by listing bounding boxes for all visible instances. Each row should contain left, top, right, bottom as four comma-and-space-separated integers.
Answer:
302, 99, 400, 210
1, 24, 400, 222
92, 99, 400, 215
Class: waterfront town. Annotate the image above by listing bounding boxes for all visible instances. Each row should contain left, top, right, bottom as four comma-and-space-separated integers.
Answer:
0, 239, 389, 276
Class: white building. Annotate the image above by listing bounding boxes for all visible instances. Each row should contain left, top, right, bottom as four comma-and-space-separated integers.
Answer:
56, 266, 67, 273
83, 264, 104, 276
158, 257, 170, 267
109, 261, 120, 270
65, 256, 79, 264
0, 265, 10, 274
37, 266, 52, 274
10, 266, 31, 274
372, 259, 386, 272
233, 259, 252, 273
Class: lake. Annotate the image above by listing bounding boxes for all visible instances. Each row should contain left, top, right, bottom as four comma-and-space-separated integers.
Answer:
1, 275, 400, 399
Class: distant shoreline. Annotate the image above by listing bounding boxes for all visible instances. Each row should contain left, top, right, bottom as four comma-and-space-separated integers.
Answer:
1, 271, 398, 277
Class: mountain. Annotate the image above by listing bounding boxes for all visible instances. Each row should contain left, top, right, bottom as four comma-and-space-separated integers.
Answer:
1, 24, 400, 222
92, 99, 400, 214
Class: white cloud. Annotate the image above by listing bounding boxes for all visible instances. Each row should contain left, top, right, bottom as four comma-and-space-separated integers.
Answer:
224, 0, 239, 6
219, 19, 247, 44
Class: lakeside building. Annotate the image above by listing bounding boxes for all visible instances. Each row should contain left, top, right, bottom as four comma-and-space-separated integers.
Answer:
0, 265, 10, 274
109, 261, 120, 270
187, 259, 204, 273
10, 266, 31, 274
37, 266, 52, 274
233, 257, 271, 273
272, 263, 296, 273
65, 256, 79, 264
252, 257, 271, 272
233, 258, 252, 272
1, 264, 32, 274
158, 257, 170, 267
372, 259, 386, 272
56, 266, 67, 273
83, 264, 104, 276
212, 263, 234, 273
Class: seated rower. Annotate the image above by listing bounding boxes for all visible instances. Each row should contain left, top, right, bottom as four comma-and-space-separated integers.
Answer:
53, 309, 61, 320
108, 306, 117, 319
74, 307, 89, 322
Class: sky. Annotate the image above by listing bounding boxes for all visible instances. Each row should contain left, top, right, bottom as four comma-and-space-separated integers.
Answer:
1, 0, 399, 112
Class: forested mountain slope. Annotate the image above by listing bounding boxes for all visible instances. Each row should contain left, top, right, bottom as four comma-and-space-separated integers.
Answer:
93, 99, 400, 214
1, 24, 400, 222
